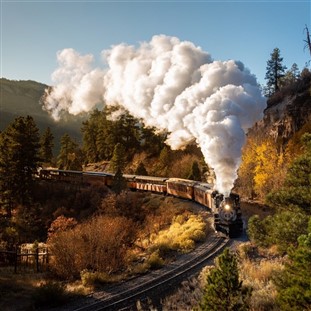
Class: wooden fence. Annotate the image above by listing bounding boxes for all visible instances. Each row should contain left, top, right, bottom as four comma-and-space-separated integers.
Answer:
0, 246, 50, 273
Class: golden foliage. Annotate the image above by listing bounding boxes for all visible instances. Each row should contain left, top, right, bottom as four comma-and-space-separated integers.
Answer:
150, 214, 206, 254
238, 137, 287, 200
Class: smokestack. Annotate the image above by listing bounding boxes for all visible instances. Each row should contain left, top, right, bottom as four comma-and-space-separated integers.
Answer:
43, 34, 266, 195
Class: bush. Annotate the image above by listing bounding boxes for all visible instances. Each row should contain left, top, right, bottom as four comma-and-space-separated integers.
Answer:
151, 215, 207, 255
248, 209, 309, 252
80, 270, 121, 287
147, 250, 164, 269
48, 215, 137, 279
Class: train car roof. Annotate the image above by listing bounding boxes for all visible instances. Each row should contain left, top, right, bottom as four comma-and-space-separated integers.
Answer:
83, 171, 111, 177
123, 174, 136, 179
46, 169, 83, 175
134, 175, 168, 182
194, 182, 214, 190
166, 178, 197, 185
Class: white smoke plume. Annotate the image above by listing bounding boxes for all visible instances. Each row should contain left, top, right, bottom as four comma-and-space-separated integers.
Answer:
44, 35, 266, 195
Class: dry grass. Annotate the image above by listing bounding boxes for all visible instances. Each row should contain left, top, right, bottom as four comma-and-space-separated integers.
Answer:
161, 265, 212, 310
0, 271, 43, 311
162, 244, 285, 311
238, 243, 285, 311
0, 270, 91, 311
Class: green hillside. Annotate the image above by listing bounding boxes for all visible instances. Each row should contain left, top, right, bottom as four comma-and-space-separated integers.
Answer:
0, 78, 83, 152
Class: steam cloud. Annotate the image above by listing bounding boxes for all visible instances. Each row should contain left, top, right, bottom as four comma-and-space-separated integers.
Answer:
44, 35, 266, 195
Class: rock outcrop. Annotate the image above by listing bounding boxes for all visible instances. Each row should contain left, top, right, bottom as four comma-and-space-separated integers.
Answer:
249, 70, 311, 144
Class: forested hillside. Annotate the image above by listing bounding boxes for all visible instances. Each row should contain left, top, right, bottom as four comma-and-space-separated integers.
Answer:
0, 78, 83, 152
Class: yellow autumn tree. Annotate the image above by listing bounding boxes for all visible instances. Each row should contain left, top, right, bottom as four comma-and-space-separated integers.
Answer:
237, 136, 258, 199
254, 139, 285, 199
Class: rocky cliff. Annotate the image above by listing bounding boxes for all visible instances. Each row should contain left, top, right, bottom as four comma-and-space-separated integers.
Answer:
249, 70, 311, 144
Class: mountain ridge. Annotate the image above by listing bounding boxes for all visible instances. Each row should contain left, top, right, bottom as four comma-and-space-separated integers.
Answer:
0, 78, 84, 152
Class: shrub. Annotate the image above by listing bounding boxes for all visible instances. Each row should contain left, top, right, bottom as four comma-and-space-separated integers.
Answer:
248, 209, 309, 252
151, 215, 206, 255
80, 270, 121, 287
147, 250, 164, 269
48, 215, 137, 279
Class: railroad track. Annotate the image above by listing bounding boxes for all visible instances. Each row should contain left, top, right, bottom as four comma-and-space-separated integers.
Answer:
66, 234, 229, 311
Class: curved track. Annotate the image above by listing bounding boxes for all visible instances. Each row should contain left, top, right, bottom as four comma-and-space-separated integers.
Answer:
61, 234, 229, 311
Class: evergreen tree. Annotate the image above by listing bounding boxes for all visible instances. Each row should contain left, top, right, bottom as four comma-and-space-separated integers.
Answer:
40, 127, 54, 163
159, 146, 171, 169
274, 218, 311, 310
81, 109, 101, 163
141, 126, 166, 156
58, 134, 82, 170
0, 134, 15, 216
265, 48, 287, 95
187, 161, 201, 181
0, 116, 41, 209
135, 162, 148, 175
118, 112, 140, 153
266, 133, 311, 214
111, 168, 127, 194
281, 63, 300, 87
110, 143, 126, 172
96, 109, 114, 160
199, 248, 252, 311
290, 63, 300, 80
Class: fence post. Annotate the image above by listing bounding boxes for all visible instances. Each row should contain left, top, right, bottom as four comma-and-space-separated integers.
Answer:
36, 247, 39, 273
14, 247, 18, 273
46, 248, 49, 267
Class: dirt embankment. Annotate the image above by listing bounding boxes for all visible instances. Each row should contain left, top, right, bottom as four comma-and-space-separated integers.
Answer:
240, 200, 272, 222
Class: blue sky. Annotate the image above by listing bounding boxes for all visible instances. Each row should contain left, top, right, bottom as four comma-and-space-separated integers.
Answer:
1, 0, 310, 87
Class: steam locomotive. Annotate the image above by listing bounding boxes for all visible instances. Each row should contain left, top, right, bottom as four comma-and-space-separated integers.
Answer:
38, 168, 243, 237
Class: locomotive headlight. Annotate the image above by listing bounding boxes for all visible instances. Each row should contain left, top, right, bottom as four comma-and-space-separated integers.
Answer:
224, 204, 231, 211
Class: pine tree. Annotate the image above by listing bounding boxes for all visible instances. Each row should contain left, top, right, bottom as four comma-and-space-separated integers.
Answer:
135, 162, 148, 175
159, 146, 171, 169
81, 109, 101, 163
0, 116, 41, 209
58, 134, 82, 170
265, 47, 287, 95
280, 63, 300, 87
111, 168, 127, 194
97, 109, 115, 160
187, 161, 201, 181
40, 127, 54, 163
199, 248, 252, 311
110, 143, 126, 172
274, 218, 311, 310
141, 126, 166, 156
